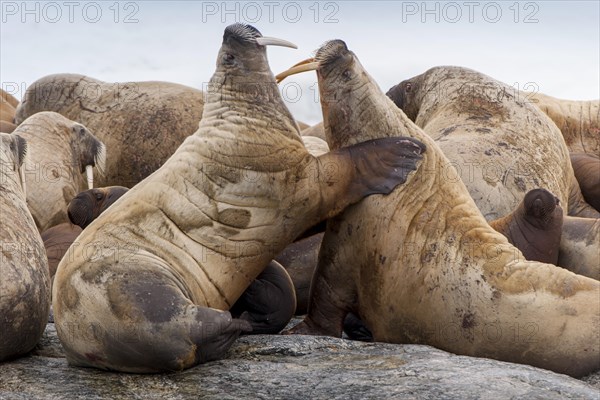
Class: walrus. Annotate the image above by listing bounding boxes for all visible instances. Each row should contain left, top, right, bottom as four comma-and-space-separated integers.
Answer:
68, 186, 129, 229
386, 67, 599, 220
52, 24, 425, 373
0, 132, 50, 361
570, 153, 600, 212
15, 74, 205, 188
275, 233, 323, 315
523, 92, 599, 155
0, 120, 16, 133
1, 88, 19, 108
489, 188, 563, 265
0, 89, 18, 126
42, 186, 129, 283
42, 223, 83, 281
558, 216, 600, 280
12, 112, 106, 232
276, 40, 599, 377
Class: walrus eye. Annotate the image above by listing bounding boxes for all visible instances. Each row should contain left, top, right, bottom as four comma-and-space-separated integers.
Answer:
223, 53, 235, 65
94, 190, 104, 201
405, 83, 412, 93
342, 70, 352, 81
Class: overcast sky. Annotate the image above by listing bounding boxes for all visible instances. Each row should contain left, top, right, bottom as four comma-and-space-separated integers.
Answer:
1, 1, 598, 124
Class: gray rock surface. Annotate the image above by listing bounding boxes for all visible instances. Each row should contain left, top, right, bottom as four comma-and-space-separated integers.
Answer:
0, 323, 598, 399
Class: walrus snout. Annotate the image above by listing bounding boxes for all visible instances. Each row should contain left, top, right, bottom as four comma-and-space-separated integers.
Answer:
314, 40, 349, 65
68, 195, 94, 229
524, 188, 562, 228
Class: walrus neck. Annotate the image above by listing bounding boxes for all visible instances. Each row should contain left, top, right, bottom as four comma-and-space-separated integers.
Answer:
202, 72, 301, 142
325, 87, 420, 150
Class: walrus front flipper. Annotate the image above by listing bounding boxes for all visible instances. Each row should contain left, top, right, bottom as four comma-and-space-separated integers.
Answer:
231, 261, 296, 334
311, 137, 425, 221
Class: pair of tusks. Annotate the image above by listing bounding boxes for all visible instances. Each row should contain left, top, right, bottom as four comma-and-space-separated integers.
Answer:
255, 36, 297, 49
276, 58, 319, 83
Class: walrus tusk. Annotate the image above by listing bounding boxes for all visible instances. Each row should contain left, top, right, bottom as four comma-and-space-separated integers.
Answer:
255, 36, 298, 49
86, 165, 94, 189
19, 164, 26, 197
276, 59, 319, 83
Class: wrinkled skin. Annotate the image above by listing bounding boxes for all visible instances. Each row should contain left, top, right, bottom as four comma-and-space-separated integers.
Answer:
558, 216, 600, 280
52, 25, 425, 373
570, 153, 600, 212
15, 74, 205, 188
523, 92, 599, 156
0, 133, 50, 361
284, 40, 600, 378
387, 68, 599, 220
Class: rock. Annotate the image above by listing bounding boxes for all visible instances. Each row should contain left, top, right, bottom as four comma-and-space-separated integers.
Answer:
0, 323, 598, 399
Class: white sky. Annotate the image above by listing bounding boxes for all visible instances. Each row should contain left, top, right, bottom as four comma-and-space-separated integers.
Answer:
1, 1, 599, 124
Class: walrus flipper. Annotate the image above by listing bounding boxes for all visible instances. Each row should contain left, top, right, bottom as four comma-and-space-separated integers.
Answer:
59, 268, 251, 373
231, 261, 296, 334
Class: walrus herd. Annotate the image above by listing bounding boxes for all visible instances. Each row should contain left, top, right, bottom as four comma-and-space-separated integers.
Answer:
1, 24, 598, 379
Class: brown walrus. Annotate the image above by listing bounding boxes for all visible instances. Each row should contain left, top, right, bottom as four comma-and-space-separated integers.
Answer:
0, 132, 50, 361
12, 112, 106, 232
67, 186, 129, 229
42, 223, 83, 282
570, 152, 600, 212
386, 67, 599, 220
489, 188, 563, 265
276, 40, 599, 377
15, 75, 204, 188
52, 24, 425, 373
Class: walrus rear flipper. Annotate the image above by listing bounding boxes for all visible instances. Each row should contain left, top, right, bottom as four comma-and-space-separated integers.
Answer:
59, 269, 251, 374
231, 261, 296, 334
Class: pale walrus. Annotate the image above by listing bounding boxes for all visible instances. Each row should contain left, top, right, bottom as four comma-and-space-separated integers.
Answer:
489, 188, 563, 265
523, 92, 599, 155
13, 112, 106, 232
15, 75, 204, 188
0, 132, 50, 361
386, 67, 599, 220
277, 40, 599, 377
0, 89, 18, 133
52, 24, 425, 373
570, 153, 600, 212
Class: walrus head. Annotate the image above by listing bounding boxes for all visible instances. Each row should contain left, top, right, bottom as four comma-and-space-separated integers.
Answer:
70, 123, 106, 189
276, 40, 426, 153
67, 186, 129, 229
523, 188, 563, 230
0, 132, 28, 196
386, 76, 426, 122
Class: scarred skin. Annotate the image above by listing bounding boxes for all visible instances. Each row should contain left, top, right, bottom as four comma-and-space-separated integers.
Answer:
523, 92, 599, 156
52, 25, 425, 373
15, 75, 205, 188
489, 188, 563, 265
570, 153, 600, 212
0, 133, 50, 361
283, 40, 600, 378
387, 68, 599, 220
12, 112, 106, 232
